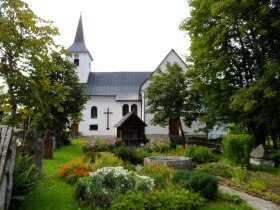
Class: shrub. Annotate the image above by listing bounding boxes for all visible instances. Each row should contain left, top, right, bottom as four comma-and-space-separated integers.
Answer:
82, 137, 116, 153
140, 162, 175, 188
59, 156, 89, 184
268, 150, 280, 167
231, 166, 247, 183
145, 140, 171, 153
92, 152, 123, 171
11, 155, 42, 204
186, 172, 218, 200
113, 146, 151, 165
75, 166, 155, 209
111, 186, 206, 210
186, 145, 215, 163
196, 162, 233, 178
222, 134, 253, 165
173, 170, 192, 187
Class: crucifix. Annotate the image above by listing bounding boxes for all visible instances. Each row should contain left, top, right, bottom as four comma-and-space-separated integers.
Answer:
103, 108, 113, 130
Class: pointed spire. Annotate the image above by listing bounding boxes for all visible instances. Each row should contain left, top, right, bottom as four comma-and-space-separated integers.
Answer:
67, 14, 93, 61
74, 15, 85, 43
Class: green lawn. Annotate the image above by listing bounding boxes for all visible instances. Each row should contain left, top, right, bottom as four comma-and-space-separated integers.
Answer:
17, 138, 85, 210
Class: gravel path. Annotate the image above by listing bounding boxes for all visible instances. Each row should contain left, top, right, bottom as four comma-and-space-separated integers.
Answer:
219, 185, 280, 210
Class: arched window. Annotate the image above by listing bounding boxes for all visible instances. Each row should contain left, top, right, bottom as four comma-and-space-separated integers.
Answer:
122, 104, 129, 116
131, 104, 137, 114
91, 106, 97, 118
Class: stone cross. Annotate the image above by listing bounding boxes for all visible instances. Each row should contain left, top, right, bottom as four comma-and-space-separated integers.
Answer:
103, 108, 113, 130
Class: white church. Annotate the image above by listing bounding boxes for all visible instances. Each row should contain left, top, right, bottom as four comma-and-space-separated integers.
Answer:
68, 16, 224, 140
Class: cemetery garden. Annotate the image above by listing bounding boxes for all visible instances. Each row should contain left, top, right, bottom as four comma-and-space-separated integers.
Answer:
8, 134, 280, 210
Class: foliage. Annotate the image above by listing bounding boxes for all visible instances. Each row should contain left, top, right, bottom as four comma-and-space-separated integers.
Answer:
30, 52, 88, 145
111, 186, 206, 210
231, 167, 248, 183
140, 162, 175, 188
59, 156, 89, 184
82, 137, 116, 153
196, 162, 233, 178
173, 170, 192, 187
92, 152, 123, 171
11, 155, 42, 204
113, 146, 151, 165
145, 140, 172, 153
222, 134, 253, 165
186, 172, 219, 200
145, 62, 202, 148
186, 145, 215, 163
0, 0, 58, 125
75, 166, 155, 209
268, 150, 280, 167
180, 0, 280, 148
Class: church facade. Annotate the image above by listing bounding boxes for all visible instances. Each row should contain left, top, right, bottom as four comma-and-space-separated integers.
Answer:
68, 16, 225, 139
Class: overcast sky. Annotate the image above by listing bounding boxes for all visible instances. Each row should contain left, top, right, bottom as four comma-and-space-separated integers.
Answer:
24, 0, 190, 72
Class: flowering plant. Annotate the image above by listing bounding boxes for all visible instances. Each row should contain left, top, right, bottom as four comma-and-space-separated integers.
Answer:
82, 137, 116, 153
75, 166, 155, 208
59, 156, 89, 184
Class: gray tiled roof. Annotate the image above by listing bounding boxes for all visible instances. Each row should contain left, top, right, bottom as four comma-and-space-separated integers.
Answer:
86, 72, 152, 100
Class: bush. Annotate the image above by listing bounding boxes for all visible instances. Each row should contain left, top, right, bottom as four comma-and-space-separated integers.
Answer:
196, 162, 233, 178
75, 166, 155, 209
111, 186, 206, 210
113, 146, 151, 165
59, 156, 89, 184
186, 172, 218, 200
268, 150, 280, 167
173, 170, 192, 187
11, 155, 42, 204
145, 140, 172, 153
140, 162, 175, 188
186, 145, 215, 163
82, 137, 116, 153
92, 152, 123, 171
222, 134, 253, 165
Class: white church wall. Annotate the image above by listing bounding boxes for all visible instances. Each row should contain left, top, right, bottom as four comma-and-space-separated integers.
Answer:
79, 96, 142, 136
71, 53, 91, 83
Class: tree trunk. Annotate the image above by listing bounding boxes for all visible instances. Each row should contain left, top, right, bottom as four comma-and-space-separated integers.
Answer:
178, 119, 186, 149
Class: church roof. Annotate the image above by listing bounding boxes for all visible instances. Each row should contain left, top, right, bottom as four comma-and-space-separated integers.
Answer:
68, 15, 93, 60
86, 72, 152, 100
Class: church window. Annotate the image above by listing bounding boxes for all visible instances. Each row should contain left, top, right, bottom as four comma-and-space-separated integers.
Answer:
74, 58, 79, 66
122, 104, 129, 116
89, 124, 98, 130
91, 106, 97, 118
131, 104, 137, 114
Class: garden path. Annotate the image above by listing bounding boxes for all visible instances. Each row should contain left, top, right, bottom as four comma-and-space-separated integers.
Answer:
219, 185, 280, 210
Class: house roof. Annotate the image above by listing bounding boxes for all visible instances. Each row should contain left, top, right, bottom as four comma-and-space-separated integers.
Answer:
114, 112, 147, 128
67, 15, 93, 60
86, 72, 152, 100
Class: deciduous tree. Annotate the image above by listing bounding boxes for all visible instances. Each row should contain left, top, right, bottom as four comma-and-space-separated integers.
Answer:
181, 0, 280, 148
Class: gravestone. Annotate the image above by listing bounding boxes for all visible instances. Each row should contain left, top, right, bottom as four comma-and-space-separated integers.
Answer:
43, 130, 53, 159
23, 129, 44, 170
250, 144, 265, 159
250, 144, 274, 166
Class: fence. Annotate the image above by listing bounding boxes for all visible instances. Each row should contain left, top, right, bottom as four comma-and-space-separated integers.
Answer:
0, 126, 16, 210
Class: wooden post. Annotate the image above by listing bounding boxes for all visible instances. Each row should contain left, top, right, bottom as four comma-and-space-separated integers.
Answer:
0, 126, 16, 210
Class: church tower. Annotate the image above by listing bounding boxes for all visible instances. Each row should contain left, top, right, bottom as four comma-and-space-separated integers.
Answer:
68, 15, 93, 83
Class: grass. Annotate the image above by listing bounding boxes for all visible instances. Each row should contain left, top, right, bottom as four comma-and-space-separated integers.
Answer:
17, 138, 85, 210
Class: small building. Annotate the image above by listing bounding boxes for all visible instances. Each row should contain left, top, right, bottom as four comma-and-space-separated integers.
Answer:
114, 112, 147, 146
